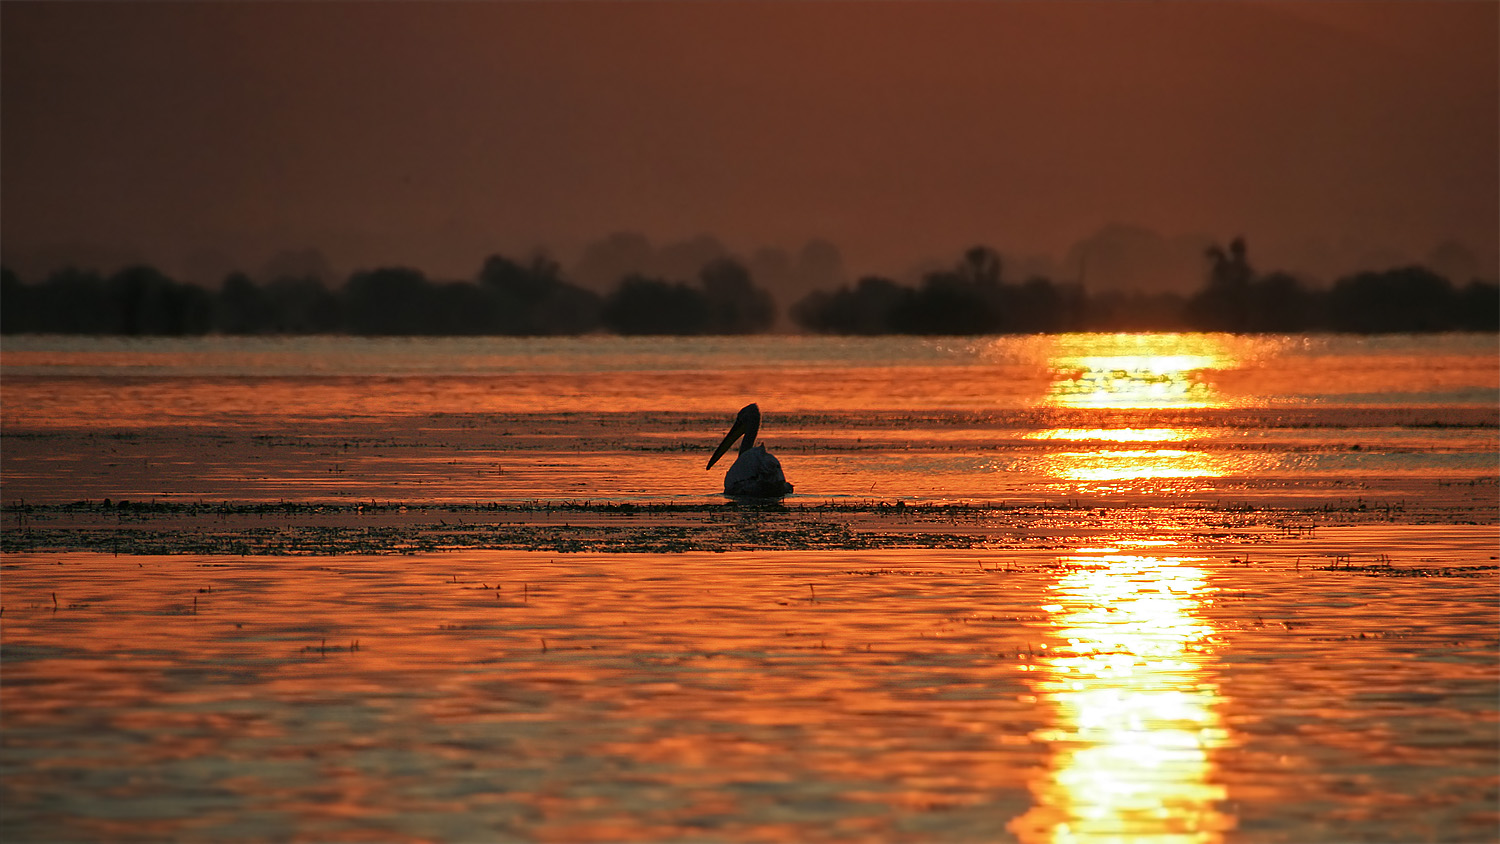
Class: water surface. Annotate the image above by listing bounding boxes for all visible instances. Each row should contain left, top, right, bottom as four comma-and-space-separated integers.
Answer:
2, 333, 1496, 842
3, 334, 1495, 509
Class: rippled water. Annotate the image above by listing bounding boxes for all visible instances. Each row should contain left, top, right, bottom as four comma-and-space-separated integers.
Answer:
2, 333, 1497, 842
2, 334, 1496, 509
4, 541, 1496, 842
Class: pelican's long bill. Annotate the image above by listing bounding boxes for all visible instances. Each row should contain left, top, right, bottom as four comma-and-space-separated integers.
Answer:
706, 417, 747, 469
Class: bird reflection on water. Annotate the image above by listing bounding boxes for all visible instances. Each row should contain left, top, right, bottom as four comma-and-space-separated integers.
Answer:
706, 402, 794, 499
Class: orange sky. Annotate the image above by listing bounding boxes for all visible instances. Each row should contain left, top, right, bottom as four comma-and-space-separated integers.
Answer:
3, 1, 1496, 289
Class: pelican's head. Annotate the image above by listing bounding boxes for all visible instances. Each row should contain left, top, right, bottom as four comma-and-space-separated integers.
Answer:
706, 403, 761, 469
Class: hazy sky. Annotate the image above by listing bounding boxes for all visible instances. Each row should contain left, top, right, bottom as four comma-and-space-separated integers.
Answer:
3, 1, 1496, 289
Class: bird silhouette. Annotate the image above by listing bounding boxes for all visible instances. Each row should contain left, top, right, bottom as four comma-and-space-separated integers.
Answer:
706, 403, 793, 498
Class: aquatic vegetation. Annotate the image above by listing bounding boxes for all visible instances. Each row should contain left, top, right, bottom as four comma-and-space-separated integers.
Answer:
6, 499, 1494, 565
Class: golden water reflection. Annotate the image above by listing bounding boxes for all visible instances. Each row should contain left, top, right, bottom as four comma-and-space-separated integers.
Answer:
1024, 427, 1227, 485
1011, 542, 1233, 844
1031, 446, 1227, 484
1026, 428, 1196, 443
1043, 335, 1238, 410
1032, 335, 1241, 486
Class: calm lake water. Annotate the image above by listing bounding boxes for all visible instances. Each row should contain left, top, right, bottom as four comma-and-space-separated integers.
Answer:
2, 333, 1497, 842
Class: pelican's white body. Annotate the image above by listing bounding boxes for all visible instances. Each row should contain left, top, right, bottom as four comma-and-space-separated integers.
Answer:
723, 444, 793, 498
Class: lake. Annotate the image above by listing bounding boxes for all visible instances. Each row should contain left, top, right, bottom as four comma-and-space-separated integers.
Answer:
2, 333, 1497, 842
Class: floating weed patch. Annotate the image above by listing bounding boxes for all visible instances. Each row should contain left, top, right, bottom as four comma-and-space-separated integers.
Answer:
1320, 563, 1499, 578
2, 499, 1493, 557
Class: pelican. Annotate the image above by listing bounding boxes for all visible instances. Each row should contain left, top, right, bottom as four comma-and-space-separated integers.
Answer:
706, 403, 793, 498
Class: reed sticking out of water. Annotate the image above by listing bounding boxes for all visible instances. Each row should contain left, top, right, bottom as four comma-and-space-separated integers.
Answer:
808, 584, 817, 603
52, 592, 57, 611
541, 638, 548, 652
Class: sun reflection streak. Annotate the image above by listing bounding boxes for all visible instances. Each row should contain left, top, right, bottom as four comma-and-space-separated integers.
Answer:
1042, 336, 1238, 410
1040, 449, 1225, 483
1011, 544, 1233, 844
1025, 428, 1196, 443
1025, 335, 1244, 487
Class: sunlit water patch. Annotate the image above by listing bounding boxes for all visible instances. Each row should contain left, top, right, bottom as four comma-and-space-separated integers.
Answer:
1011, 543, 1232, 843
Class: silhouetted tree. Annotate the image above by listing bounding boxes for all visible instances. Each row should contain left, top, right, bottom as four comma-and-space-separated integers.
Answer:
788, 289, 837, 333
794, 248, 1083, 335
104, 265, 211, 335
478, 253, 601, 335
1186, 237, 1255, 331
1455, 280, 1500, 331
699, 258, 776, 333
602, 274, 708, 335
899, 247, 1007, 334
1207, 237, 1253, 288
1245, 271, 1318, 332
12, 267, 113, 333
1008, 277, 1072, 333
958, 245, 1003, 287
903, 272, 994, 334
480, 254, 547, 333
263, 275, 341, 333
791, 275, 914, 334
1327, 266, 1457, 333
429, 280, 495, 335
343, 267, 438, 335
3, 237, 1495, 336
1, 267, 25, 334
217, 272, 276, 334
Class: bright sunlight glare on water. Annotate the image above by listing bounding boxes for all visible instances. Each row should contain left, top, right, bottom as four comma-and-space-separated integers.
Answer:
1012, 543, 1231, 844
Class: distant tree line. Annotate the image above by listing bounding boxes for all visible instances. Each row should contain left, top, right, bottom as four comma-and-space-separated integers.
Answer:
792, 241, 1498, 334
1181, 238, 1499, 333
791, 247, 1089, 334
2, 239, 1495, 336
0, 254, 774, 336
